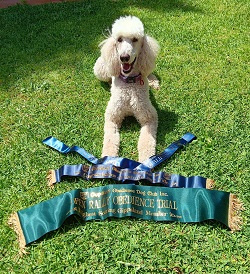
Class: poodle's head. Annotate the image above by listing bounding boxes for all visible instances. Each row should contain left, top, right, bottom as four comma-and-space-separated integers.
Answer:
111, 16, 144, 74
99, 16, 160, 77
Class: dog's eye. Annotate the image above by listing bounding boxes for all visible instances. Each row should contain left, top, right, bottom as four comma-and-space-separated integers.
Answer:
132, 38, 138, 42
118, 37, 123, 42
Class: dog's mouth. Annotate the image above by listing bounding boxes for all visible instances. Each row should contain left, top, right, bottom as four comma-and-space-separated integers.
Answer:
122, 58, 136, 74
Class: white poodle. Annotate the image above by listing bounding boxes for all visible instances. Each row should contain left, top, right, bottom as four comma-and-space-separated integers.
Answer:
94, 16, 160, 162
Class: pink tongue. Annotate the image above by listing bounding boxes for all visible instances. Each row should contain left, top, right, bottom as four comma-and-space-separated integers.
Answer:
123, 63, 131, 71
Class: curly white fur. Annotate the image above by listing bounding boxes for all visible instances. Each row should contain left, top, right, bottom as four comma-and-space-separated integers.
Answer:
94, 16, 160, 162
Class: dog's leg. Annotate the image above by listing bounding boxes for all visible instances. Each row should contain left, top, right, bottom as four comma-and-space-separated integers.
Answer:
102, 113, 122, 157
102, 121, 120, 157
136, 107, 158, 162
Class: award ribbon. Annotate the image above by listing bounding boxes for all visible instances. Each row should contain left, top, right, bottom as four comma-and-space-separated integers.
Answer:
9, 184, 243, 253
44, 133, 211, 188
42, 133, 196, 170
47, 164, 214, 189
136, 132, 196, 170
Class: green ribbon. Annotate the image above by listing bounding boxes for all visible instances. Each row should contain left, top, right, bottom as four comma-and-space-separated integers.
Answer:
9, 184, 243, 253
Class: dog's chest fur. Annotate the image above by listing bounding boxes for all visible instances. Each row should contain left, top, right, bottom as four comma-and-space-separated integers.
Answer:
109, 76, 150, 112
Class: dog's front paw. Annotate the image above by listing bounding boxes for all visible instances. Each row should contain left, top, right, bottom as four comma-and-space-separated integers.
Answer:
148, 74, 160, 90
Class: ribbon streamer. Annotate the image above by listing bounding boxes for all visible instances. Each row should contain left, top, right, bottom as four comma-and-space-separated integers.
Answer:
47, 164, 214, 189
42, 133, 196, 170
136, 132, 196, 169
9, 184, 243, 253
44, 133, 206, 187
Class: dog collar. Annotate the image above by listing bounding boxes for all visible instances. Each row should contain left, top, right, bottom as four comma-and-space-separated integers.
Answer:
119, 73, 144, 85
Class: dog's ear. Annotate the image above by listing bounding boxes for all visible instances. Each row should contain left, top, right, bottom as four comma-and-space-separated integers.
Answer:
137, 35, 160, 77
99, 37, 120, 77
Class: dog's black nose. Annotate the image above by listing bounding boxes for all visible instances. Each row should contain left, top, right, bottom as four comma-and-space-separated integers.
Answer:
120, 55, 130, 62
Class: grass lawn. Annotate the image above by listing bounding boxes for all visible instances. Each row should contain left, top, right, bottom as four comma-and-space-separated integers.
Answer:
0, 0, 249, 272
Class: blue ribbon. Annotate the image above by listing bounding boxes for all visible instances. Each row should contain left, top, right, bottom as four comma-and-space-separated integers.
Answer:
47, 164, 213, 189
136, 132, 196, 170
43, 133, 196, 171
42, 136, 100, 165
43, 133, 212, 189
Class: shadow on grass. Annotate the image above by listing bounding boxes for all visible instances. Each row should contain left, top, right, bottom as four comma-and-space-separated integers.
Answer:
0, 0, 202, 89
130, 0, 203, 14
151, 90, 179, 149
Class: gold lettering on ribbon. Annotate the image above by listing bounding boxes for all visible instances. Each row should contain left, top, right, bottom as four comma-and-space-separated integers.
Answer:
88, 196, 110, 209
74, 198, 86, 209
80, 192, 89, 200
136, 190, 146, 196
112, 188, 135, 193
117, 207, 143, 215
146, 210, 167, 217
113, 195, 155, 208
90, 189, 110, 198
147, 191, 157, 196
170, 212, 182, 219
156, 199, 178, 210
76, 187, 179, 221
98, 208, 116, 216
160, 191, 168, 197
73, 206, 96, 218
112, 166, 120, 173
